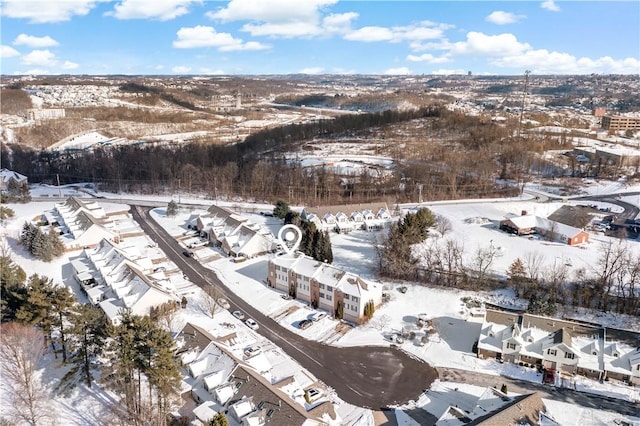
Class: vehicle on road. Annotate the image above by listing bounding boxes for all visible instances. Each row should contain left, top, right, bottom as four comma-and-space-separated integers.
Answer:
298, 319, 313, 330
232, 310, 245, 320
245, 318, 259, 330
182, 250, 194, 258
217, 298, 230, 310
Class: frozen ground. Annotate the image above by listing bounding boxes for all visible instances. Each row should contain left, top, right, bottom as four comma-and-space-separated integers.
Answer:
3, 179, 640, 424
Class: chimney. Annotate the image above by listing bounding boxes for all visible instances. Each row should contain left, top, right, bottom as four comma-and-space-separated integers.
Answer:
521, 210, 528, 216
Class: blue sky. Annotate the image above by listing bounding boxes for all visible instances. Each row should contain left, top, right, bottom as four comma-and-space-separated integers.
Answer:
1, 0, 638, 75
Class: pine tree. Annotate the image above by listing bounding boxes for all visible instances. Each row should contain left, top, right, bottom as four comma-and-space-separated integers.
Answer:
209, 413, 230, 426
273, 200, 290, 219
46, 226, 65, 259
16, 275, 57, 354
166, 200, 178, 217
0, 254, 28, 322
51, 286, 76, 362
69, 304, 108, 388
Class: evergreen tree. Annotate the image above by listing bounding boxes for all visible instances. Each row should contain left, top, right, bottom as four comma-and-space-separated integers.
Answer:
0, 206, 15, 220
0, 254, 28, 322
69, 304, 108, 388
273, 200, 290, 219
46, 227, 65, 259
166, 200, 178, 217
30, 229, 50, 261
208, 413, 230, 426
51, 286, 76, 362
19, 222, 36, 252
16, 275, 57, 354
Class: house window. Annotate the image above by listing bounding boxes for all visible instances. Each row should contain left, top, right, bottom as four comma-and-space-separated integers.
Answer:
352, 296, 359, 303
547, 349, 557, 356
564, 352, 574, 359
327, 286, 333, 292
326, 295, 332, 301
613, 353, 619, 358
344, 294, 350, 301
320, 284, 325, 289
507, 343, 516, 350
320, 293, 325, 299
592, 351, 597, 356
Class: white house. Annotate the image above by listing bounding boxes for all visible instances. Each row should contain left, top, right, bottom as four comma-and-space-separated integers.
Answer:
0, 168, 28, 191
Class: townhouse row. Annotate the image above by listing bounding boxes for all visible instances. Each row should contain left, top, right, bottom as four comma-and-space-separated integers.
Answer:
478, 310, 640, 385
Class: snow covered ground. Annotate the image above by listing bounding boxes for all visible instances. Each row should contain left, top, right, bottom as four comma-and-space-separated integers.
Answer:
3, 179, 640, 424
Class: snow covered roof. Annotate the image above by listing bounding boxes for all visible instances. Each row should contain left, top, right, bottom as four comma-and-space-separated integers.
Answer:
0, 168, 27, 185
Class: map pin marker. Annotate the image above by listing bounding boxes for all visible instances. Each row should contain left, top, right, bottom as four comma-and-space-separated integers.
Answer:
277, 224, 302, 255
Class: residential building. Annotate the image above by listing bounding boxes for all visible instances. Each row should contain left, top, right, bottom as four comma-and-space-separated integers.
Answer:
70, 238, 176, 324
499, 214, 589, 245
478, 309, 640, 385
601, 115, 640, 131
0, 168, 28, 191
196, 205, 275, 259
267, 253, 382, 322
175, 323, 318, 425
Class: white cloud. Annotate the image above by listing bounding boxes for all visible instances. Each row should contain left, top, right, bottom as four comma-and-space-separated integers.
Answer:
18, 49, 79, 71
485, 11, 525, 25
431, 68, 466, 75
299, 67, 324, 74
541, 0, 560, 12
1, 0, 108, 23
450, 32, 531, 56
13, 34, 59, 48
172, 66, 192, 73
61, 60, 79, 70
207, 0, 342, 38
208, 0, 336, 23
406, 53, 450, 64
24, 69, 50, 75
492, 49, 640, 74
198, 67, 225, 75
21, 49, 57, 67
173, 25, 270, 51
384, 67, 411, 75
1, 45, 20, 58
345, 21, 452, 43
107, 0, 201, 21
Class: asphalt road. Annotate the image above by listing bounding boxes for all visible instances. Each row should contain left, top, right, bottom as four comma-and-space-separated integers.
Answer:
130, 205, 438, 409
438, 368, 640, 417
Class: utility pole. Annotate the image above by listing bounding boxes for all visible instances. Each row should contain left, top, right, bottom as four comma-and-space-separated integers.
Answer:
517, 70, 531, 140
417, 183, 423, 204
56, 174, 62, 198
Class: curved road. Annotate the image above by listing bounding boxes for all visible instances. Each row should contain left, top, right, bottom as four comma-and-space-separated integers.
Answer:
130, 205, 438, 409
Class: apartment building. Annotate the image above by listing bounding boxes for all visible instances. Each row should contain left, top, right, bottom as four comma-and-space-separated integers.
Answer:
478, 310, 640, 385
601, 115, 640, 131
267, 253, 382, 322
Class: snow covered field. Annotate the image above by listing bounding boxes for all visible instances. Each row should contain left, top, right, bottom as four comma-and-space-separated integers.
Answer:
3, 179, 640, 424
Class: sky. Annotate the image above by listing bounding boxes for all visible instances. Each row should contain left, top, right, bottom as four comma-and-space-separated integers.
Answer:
1, 0, 639, 76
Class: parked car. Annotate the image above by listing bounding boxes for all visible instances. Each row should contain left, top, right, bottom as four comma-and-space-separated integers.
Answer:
298, 319, 313, 330
245, 318, 259, 330
310, 312, 326, 322
305, 388, 322, 401
232, 310, 245, 320
398, 286, 408, 294
243, 345, 261, 358
217, 298, 230, 310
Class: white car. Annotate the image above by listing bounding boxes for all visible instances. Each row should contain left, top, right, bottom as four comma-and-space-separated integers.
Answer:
217, 298, 230, 310
245, 318, 259, 330
232, 310, 245, 320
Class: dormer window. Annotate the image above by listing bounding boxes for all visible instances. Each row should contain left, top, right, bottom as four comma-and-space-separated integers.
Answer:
592, 351, 597, 356
489, 331, 495, 338
528, 337, 534, 343
613, 352, 619, 358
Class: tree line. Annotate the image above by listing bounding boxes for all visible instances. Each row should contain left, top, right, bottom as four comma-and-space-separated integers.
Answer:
0, 250, 182, 426
377, 216, 640, 316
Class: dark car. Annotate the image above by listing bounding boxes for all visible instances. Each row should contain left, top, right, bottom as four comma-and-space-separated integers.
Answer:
183, 250, 194, 258
298, 319, 313, 330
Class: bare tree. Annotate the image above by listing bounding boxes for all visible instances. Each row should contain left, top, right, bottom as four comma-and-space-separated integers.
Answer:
201, 286, 223, 318
524, 251, 545, 284
472, 241, 499, 289
0, 323, 51, 426
435, 215, 452, 236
